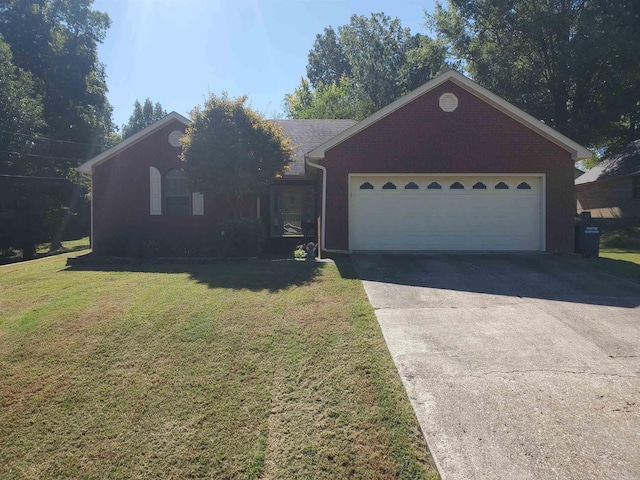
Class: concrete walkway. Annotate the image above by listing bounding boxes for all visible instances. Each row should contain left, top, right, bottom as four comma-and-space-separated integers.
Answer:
353, 254, 640, 480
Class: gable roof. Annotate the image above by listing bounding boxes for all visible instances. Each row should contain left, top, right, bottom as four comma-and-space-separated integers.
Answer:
576, 140, 640, 185
78, 112, 190, 174
307, 70, 592, 161
272, 119, 357, 174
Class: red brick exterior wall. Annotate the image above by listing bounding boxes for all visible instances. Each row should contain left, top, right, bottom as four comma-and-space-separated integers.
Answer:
576, 177, 640, 218
91, 119, 256, 253
319, 80, 576, 253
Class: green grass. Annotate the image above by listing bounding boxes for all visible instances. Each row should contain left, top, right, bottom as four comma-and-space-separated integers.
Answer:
596, 224, 640, 281
0, 237, 91, 265
0, 254, 438, 479
599, 225, 640, 250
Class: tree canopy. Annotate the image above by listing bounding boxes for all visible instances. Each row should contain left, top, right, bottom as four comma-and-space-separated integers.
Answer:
0, 0, 113, 255
122, 98, 167, 139
286, 13, 449, 121
181, 94, 293, 217
429, 0, 640, 152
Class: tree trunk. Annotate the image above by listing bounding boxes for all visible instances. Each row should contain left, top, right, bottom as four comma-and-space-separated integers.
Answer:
21, 242, 36, 260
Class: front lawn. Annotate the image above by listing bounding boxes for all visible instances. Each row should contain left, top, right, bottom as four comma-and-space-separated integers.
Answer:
0, 237, 91, 265
0, 255, 438, 479
597, 223, 640, 281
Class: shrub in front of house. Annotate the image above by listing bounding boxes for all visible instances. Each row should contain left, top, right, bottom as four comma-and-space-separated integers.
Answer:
218, 217, 266, 258
98, 228, 211, 258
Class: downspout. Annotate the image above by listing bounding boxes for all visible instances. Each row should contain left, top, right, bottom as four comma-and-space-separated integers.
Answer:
305, 155, 350, 255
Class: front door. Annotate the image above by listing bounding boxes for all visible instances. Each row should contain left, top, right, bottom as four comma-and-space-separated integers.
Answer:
282, 189, 302, 236
270, 186, 314, 237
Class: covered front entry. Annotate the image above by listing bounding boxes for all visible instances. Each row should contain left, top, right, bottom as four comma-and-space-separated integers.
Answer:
269, 184, 315, 238
349, 174, 544, 251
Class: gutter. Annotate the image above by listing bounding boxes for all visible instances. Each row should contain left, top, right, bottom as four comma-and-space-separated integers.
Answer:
305, 155, 350, 256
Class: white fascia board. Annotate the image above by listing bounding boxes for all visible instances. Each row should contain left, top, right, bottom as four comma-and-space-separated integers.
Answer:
77, 111, 191, 174
307, 70, 592, 161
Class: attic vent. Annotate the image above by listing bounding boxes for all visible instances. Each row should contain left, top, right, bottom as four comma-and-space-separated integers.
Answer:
168, 130, 184, 147
439, 93, 458, 112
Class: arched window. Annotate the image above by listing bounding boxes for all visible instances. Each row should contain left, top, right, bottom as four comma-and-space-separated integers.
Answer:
359, 182, 374, 190
517, 182, 532, 190
450, 181, 465, 189
382, 182, 397, 190
472, 182, 487, 190
404, 182, 419, 190
427, 182, 442, 190
495, 181, 509, 190
165, 169, 191, 216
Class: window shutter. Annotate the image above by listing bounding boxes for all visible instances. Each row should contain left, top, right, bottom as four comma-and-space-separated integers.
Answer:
192, 192, 204, 215
150, 167, 162, 215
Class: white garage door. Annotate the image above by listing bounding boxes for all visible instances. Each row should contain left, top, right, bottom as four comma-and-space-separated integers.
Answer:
350, 175, 544, 251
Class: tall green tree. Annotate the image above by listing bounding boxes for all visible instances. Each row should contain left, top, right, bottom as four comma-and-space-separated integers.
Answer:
122, 98, 167, 139
306, 26, 352, 88
429, 0, 640, 152
0, 38, 73, 257
181, 94, 293, 217
0, 0, 113, 255
286, 13, 449, 120
284, 76, 375, 121
338, 13, 435, 108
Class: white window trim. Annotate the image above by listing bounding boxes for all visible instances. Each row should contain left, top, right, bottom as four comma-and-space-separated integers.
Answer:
192, 192, 204, 215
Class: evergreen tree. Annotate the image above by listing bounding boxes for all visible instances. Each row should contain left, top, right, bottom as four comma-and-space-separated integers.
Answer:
122, 98, 167, 139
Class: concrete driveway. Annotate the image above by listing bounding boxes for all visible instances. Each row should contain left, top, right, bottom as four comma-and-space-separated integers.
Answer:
352, 254, 640, 480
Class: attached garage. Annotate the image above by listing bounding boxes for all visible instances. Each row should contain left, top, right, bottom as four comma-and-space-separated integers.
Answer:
349, 174, 544, 251
306, 70, 592, 254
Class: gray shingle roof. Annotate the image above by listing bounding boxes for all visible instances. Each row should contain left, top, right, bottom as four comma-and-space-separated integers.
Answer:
272, 119, 357, 176
576, 140, 640, 185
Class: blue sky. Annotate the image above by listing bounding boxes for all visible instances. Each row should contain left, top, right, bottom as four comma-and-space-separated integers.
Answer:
93, 0, 437, 129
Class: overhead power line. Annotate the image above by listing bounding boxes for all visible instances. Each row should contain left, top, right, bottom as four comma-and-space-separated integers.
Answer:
0, 128, 111, 148
0, 150, 83, 162
0, 173, 72, 181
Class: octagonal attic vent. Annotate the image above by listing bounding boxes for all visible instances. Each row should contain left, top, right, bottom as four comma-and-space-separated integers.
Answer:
168, 130, 184, 147
439, 93, 458, 112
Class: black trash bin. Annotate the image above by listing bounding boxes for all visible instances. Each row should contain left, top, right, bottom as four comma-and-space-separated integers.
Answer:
574, 213, 600, 257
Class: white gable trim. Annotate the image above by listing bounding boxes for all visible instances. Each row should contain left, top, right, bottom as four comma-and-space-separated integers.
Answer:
78, 112, 191, 174
307, 70, 592, 161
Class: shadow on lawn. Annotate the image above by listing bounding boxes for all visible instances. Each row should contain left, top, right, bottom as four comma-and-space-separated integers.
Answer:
65, 259, 325, 292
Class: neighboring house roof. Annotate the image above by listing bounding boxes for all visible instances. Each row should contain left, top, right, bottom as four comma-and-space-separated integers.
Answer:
272, 119, 357, 175
576, 140, 640, 185
78, 112, 190, 174
307, 70, 592, 162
